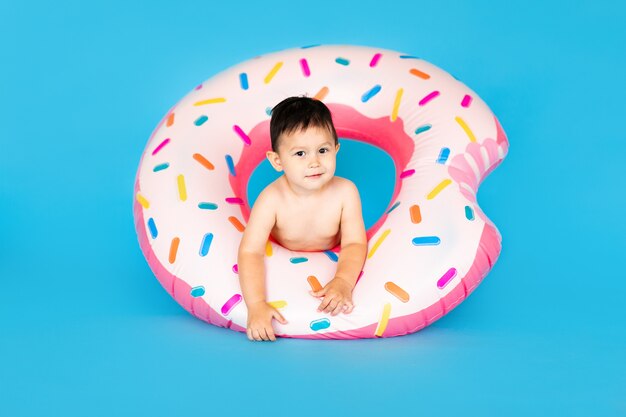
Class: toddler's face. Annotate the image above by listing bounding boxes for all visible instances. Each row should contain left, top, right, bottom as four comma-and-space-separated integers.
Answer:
267, 126, 340, 193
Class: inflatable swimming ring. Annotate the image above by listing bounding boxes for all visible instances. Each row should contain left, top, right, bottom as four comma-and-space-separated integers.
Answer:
133, 45, 509, 339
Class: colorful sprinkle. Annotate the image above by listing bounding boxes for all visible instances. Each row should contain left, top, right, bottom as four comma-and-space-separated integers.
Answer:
308, 275, 323, 292
228, 216, 245, 232
361, 84, 382, 103
300, 58, 311, 77
455, 116, 477, 142
265, 241, 273, 257
199, 233, 213, 256
198, 202, 218, 210
437, 147, 450, 164
151, 138, 170, 156
268, 300, 287, 309
193, 97, 226, 106
427, 179, 452, 200
301, 44, 320, 49
193, 153, 214, 170
136, 193, 150, 209
385, 282, 410, 303
410, 205, 422, 224
239, 73, 249, 90
409, 68, 430, 79
264, 62, 283, 84
314, 86, 329, 101
153, 163, 169, 172
221, 294, 242, 315
335, 57, 350, 66
323, 250, 338, 262
400, 169, 415, 179
465, 205, 475, 220
194, 84, 203, 90
437, 267, 458, 289
415, 124, 432, 135
147, 218, 158, 238
419, 91, 440, 106
232, 264, 238, 273
194, 115, 208, 126
399, 55, 420, 59
369, 53, 382, 67
225, 154, 236, 176
166, 113, 175, 127
190, 286, 205, 297
290, 257, 308, 264
265, 107, 273, 116
391, 88, 403, 122
177, 175, 187, 201
233, 125, 251, 146
375, 303, 392, 337
310, 318, 331, 331
412, 236, 441, 246
169, 237, 180, 264
461, 94, 472, 107
386, 201, 401, 214
226, 197, 243, 205
356, 270, 364, 284
368, 229, 391, 259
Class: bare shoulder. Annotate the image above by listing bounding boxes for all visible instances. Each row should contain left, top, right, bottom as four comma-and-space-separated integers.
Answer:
332, 176, 360, 198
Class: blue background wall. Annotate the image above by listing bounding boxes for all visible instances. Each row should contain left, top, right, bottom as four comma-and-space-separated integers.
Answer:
2, 1, 625, 416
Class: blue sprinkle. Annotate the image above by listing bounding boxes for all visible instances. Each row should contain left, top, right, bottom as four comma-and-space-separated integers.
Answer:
335, 57, 350, 66
239, 73, 249, 90
415, 124, 432, 135
399, 55, 420, 60
194, 115, 208, 126
190, 286, 205, 297
361, 84, 382, 103
412, 236, 441, 246
301, 44, 320, 49
225, 154, 236, 176
323, 251, 338, 262
198, 202, 218, 210
153, 163, 169, 172
437, 147, 450, 164
386, 201, 401, 214
465, 206, 475, 221
290, 257, 308, 264
199, 233, 213, 256
265, 107, 273, 116
310, 318, 331, 331
147, 218, 158, 239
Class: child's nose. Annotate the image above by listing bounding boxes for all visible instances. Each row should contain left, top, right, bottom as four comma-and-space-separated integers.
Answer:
309, 155, 320, 167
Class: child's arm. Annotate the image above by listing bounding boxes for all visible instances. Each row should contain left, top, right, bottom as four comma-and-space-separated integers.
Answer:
238, 188, 287, 341
311, 181, 367, 315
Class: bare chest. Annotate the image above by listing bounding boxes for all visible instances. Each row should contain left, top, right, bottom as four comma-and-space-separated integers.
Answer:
272, 201, 342, 251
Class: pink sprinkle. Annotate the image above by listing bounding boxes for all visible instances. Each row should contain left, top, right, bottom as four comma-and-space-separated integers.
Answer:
419, 91, 440, 106
369, 53, 382, 67
226, 197, 244, 205
461, 94, 472, 108
400, 169, 415, 179
221, 294, 242, 315
356, 270, 364, 284
437, 267, 457, 289
195, 84, 203, 90
151, 138, 170, 156
233, 125, 251, 146
300, 58, 311, 77
232, 264, 238, 274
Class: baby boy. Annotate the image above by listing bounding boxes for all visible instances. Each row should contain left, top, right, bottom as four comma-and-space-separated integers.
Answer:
237, 96, 367, 342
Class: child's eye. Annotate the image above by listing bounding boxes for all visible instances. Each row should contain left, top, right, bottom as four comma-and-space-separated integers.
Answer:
295, 151, 305, 157
319, 148, 329, 154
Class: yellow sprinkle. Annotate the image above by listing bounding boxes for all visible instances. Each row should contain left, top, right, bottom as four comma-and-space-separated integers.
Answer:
427, 179, 452, 200
265, 241, 273, 257
455, 116, 476, 142
375, 303, 392, 337
367, 229, 391, 259
193, 97, 226, 106
268, 300, 287, 309
264, 62, 283, 84
136, 193, 150, 209
177, 174, 187, 201
391, 88, 403, 122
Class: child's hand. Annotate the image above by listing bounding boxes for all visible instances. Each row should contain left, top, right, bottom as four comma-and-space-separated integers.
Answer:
246, 301, 288, 342
309, 277, 355, 316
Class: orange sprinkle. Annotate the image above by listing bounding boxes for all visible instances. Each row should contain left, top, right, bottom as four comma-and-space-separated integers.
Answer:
166, 113, 175, 127
169, 237, 180, 264
265, 241, 273, 257
193, 153, 215, 170
409, 68, 430, 79
314, 86, 329, 101
307, 275, 323, 292
410, 204, 422, 224
228, 216, 245, 232
384, 282, 410, 303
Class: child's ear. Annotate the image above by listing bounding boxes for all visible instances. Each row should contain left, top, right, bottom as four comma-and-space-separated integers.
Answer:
335, 142, 340, 153
266, 151, 283, 172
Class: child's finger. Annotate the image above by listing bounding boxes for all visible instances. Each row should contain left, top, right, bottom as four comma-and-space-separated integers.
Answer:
272, 310, 288, 324
267, 328, 276, 342
330, 301, 344, 316
246, 328, 254, 341
252, 329, 263, 341
323, 298, 340, 314
317, 295, 334, 312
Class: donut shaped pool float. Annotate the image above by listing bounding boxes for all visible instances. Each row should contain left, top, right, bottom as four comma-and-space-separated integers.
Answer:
133, 45, 509, 339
